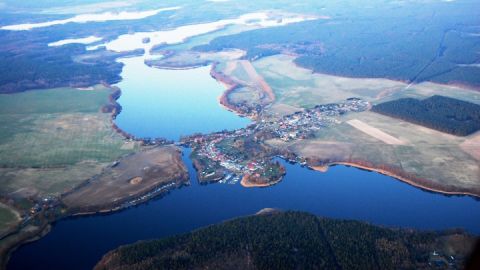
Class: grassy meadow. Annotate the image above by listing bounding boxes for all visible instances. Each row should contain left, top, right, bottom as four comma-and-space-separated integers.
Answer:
0, 85, 138, 198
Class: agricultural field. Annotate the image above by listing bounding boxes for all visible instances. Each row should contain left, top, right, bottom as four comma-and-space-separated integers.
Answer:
0, 85, 139, 200
253, 55, 480, 112
372, 96, 480, 136
62, 145, 188, 213
197, 1, 480, 88
251, 55, 480, 195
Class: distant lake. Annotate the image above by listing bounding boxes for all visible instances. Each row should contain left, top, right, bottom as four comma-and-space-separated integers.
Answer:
114, 57, 250, 141
8, 56, 480, 270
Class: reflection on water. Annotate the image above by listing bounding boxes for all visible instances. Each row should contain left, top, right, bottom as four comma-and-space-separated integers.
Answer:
101, 12, 316, 54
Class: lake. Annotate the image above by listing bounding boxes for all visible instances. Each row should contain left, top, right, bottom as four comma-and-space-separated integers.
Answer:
8, 148, 480, 270
7, 55, 480, 270
114, 57, 250, 141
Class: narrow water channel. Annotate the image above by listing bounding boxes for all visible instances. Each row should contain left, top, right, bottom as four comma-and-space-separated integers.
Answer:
8, 148, 480, 270
8, 57, 480, 270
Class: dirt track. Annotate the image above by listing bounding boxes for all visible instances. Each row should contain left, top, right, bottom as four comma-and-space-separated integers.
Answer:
239, 60, 275, 103
347, 119, 406, 145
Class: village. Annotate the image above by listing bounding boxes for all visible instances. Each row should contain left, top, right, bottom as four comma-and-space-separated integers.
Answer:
260, 98, 370, 141
181, 98, 370, 185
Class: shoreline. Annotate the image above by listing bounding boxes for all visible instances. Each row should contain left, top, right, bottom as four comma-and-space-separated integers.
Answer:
210, 62, 275, 120
5, 52, 480, 268
332, 162, 480, 198
102, 83, 137, 140
0, 223, 51, 270
240, 159, 480, 198
207, 61, 480, 198
146, 60, 209, 71
68, 181, 188, 217
0, 83, 183, 269
210, 63, 250, 118
240, 176, 283, 188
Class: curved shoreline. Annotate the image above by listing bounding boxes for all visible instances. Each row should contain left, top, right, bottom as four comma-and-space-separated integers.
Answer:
2, 85, 136, 269
240, 159, 480, 198
331, 162, 480, 198
0, 222, 51, 270
210, 63, 249, 118
210, 62, 276, 120
240, 174, 283, 188
209, 61, 480, 198
67, 181, 188, 217
102, 83, 137, 140
1, 83, 181, 268
6, 51, 480, 268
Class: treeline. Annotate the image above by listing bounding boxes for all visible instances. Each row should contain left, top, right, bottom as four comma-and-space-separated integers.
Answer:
95, 211, 472, 270
0, 46, 122, 93
372, 95, 480, 136
194, 3, 480, 88
0, 8, 179, 94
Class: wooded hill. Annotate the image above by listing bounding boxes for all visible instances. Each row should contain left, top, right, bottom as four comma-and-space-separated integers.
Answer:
95, 211, 475, 270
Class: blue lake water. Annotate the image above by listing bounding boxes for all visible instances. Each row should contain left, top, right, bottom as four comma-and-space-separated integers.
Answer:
8, 148, 480, 270
114, 57, 250, 141
7, 59, 480, 270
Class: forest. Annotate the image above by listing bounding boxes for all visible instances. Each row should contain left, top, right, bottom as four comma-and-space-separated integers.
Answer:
0, 7, 185, 93
372, 95, 480, 136
195, 3, 480, 88
0, 47, 123, 93
95, 211, 474, 270
0, 23, 124, 93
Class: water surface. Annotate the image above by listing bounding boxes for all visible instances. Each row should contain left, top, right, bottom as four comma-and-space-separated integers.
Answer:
114, 57, 250, 140
8, 148, 480, 270
8, 55, 480, 270
1, 7, 180, 31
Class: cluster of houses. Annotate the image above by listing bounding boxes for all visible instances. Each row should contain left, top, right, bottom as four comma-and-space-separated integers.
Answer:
196, 136, 254, 181
189, 98, 370, 182
260, 98, 370, 141
26, 195, 59, 225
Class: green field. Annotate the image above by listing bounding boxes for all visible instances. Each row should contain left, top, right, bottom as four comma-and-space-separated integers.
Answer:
0, 85, 110, 115
196, 1, 480, 88
251, 55, 480, 196
0, 85, 138, 198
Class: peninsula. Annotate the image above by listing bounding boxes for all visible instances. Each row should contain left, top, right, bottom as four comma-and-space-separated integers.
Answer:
173, 54, 480, 197
0, 85, 188, 266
